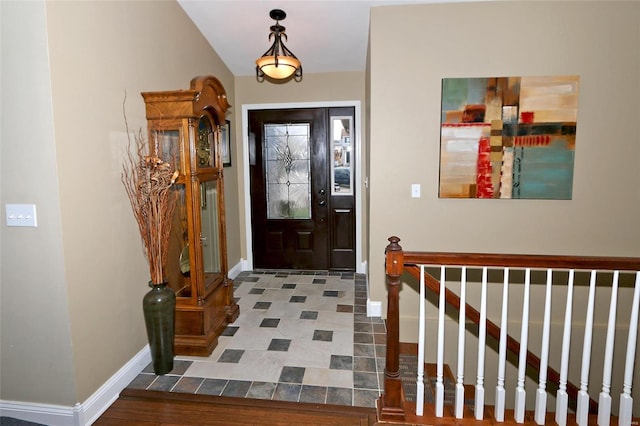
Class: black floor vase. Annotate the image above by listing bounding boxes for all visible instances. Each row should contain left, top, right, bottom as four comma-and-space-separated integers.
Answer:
143, 282, 176, 375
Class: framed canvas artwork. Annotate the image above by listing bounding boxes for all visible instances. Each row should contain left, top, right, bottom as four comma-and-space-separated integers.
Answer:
438, 76, 579, 199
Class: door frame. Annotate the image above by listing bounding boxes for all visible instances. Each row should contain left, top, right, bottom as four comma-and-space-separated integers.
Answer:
241, 101, 363, 273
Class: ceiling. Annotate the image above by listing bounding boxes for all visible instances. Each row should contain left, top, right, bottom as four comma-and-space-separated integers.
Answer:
177, 0, 441, 77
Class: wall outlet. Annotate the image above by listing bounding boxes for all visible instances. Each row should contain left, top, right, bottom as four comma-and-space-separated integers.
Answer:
6, 204, 38, 227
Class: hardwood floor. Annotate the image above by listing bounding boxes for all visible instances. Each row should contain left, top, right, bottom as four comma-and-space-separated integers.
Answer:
95, 388, 378, 425
96, 388, 630, 426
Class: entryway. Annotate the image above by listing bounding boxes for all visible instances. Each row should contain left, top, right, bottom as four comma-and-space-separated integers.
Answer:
244, 103, 361, 271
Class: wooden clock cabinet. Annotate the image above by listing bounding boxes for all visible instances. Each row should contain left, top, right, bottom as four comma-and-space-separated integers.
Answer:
141, 75, 239, 356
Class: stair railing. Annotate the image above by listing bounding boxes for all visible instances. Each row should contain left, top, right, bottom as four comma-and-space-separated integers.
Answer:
378, 235, 640, 426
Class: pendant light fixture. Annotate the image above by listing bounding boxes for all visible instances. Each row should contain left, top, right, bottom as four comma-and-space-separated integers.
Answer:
255, 9, 302, 82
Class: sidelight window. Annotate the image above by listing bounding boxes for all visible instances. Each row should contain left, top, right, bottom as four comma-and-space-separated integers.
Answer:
331, 116, 353, 196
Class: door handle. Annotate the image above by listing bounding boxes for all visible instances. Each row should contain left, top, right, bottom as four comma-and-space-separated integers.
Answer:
319, 200, 326, 206
319, 189, 326, 195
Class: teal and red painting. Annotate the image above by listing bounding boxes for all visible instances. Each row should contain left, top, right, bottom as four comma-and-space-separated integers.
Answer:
439, 76, 579, 199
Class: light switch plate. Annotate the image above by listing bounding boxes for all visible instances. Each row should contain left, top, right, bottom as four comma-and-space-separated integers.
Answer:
411, 184, 421, 198
6, 204, 38, 227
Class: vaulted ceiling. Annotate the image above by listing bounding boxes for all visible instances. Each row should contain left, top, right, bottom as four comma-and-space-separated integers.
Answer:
178, 0, 445, 77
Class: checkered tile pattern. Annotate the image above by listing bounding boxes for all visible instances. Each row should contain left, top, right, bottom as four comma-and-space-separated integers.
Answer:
127, 270, 387, 408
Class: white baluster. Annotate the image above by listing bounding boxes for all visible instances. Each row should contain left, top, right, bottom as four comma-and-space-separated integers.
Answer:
495, 267, 510, 422
598, 271, 619, 426
556, 269, 575, 426
435, 265, 446, 417
514, 268, 531, 423
534, 269, 553, 424
455, 266, 467, 418
475, 267, 488, 420
416, 265, 426, 416
619, 271, 640, 426
576, 270, 597, 426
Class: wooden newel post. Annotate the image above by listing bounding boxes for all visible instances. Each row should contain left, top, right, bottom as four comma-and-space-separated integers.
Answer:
378, 236, 406, 420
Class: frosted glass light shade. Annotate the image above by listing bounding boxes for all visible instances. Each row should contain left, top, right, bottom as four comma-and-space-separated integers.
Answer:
256, 55, 300, 80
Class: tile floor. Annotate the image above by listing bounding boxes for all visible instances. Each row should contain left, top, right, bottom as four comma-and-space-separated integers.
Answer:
127, 270, 388, 408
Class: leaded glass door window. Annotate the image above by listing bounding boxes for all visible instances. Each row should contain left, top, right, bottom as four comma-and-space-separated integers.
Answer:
264, 123, 311, 220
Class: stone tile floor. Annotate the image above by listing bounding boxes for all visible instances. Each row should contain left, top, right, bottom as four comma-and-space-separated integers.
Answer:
127, 270, 388, 408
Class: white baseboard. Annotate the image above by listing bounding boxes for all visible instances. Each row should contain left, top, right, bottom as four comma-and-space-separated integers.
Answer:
0, 400, 78, 426
367, 299, 382, 317
82, 345, 151, 425
228, 259, 244, 279
357, 259, 368, 275
0, 345, 151, 426
360, 261, 378, 317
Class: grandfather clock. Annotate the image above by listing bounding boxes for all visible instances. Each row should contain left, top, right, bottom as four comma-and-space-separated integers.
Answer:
141, 76, 239, 356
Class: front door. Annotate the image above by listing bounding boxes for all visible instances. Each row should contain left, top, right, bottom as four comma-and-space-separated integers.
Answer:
249, 107, 356, 270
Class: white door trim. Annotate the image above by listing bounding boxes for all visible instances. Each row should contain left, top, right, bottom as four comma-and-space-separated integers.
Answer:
241, 101, 363, 273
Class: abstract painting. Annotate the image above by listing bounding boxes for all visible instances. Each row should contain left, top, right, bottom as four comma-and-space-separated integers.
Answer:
438, 76, 579, 199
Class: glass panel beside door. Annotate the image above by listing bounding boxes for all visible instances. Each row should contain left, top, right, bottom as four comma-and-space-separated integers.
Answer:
331, 116, 353, 196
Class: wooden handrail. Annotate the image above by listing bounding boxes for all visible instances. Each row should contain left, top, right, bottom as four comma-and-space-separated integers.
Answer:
378, 236, 640, 421
402, 251, 640, 271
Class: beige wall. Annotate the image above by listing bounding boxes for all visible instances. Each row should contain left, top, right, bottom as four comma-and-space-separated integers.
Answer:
233, 72, 368, 267
368, 0, 640, 316
368, 0, 640, 414
1, 1, 77, 406
1, 0, 235, 405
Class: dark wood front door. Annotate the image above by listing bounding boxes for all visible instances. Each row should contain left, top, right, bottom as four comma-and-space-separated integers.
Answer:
249, 107, 356, 270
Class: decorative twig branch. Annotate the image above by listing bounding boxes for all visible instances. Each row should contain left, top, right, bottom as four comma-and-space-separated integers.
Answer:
121, 96, 178, 285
